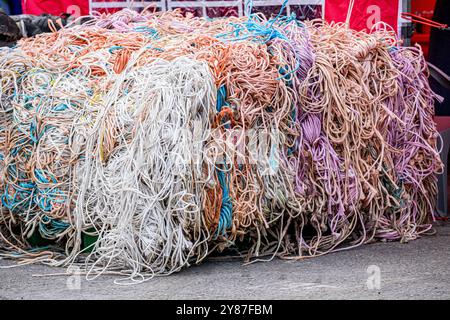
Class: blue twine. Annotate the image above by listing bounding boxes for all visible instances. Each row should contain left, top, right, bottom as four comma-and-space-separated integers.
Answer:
145, 45, 164, 52
1, 90, 75, 238
216, 0, 293, 43
108, 46, 124, 54
53, 103, 69, 112
216, 84, 228, 112
133, 26, 159, 39
38, 215, 70, 239
217, 170, 233, 235
215, 85, 233, 236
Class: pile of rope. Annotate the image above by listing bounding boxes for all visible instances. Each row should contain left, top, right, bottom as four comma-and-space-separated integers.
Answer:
0, 4, 443, 282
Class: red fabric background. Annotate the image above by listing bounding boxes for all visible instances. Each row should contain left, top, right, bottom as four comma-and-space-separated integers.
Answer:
21, 1, 400, 29
22, 0, 89, 16
325, 0, 399, 32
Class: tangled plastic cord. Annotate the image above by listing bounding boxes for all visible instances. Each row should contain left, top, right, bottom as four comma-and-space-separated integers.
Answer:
67, 57, 215, 282
0, 5, 443, 282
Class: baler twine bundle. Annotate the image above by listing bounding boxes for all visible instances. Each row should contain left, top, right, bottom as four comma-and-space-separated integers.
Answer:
0, 2, 443, 282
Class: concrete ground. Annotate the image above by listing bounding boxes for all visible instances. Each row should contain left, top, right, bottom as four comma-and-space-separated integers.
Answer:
1, 222, 449, 300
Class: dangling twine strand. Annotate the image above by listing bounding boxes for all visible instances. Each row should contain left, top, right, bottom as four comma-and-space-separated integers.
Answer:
345, 0, 356, 28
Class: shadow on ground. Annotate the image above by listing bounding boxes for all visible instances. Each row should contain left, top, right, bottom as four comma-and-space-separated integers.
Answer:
1, 222, 449, 300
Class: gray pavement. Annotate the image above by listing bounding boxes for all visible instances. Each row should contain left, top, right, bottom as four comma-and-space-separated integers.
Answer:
1, 222, 449, 300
